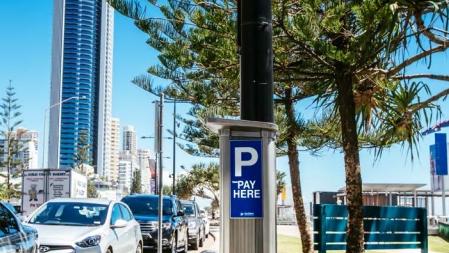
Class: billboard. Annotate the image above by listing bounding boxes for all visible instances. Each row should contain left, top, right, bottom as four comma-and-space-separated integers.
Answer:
48, 170, 71, 199
435, 133, 448, 175
22, 170, 46, 216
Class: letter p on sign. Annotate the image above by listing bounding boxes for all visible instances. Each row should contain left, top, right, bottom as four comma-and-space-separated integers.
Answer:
235, 147, 258, 177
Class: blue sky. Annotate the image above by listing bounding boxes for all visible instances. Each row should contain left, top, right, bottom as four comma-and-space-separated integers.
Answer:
0, 1, 448, 208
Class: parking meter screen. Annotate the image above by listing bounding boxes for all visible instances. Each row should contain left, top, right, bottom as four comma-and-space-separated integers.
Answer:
230, 140, 263, 218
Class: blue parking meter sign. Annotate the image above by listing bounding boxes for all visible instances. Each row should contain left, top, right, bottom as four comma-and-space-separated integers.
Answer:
230, 140, 263, 219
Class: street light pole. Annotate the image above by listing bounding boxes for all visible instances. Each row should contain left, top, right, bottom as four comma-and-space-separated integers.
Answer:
156, 93, 164, 253
42, 96, 83, 168
172, 99, 176, 194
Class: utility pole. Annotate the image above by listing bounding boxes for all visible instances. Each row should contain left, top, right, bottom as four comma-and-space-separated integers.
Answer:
239, 0, 274, 122
207, 0, 276, 252
155, 93, 164, 253
172, 99, 177, 194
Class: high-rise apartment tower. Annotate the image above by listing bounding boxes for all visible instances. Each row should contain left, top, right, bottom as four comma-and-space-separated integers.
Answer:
48, 0, 114, 176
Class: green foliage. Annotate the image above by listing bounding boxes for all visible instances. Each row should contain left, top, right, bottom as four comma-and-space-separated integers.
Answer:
131, 169, 142, 194
175, 163, 219, 209
276, 170, 287, 196
0, 82, 26, 200
162, 185, 172, 195
73, 129, 91, 170
87, 179, 98, 198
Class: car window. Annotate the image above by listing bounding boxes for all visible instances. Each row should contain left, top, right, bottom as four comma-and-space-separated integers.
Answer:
28, 202, 108, 226
119, 204, 132, 221
111, 204, 123, 225
122, 197, 173, 216
182, 203, 195, 217
0, 205, 19, 238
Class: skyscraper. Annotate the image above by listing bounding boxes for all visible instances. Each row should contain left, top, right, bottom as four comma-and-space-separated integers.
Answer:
123, 125, 137, 155
109, 117, 120, 183
49, 0, 114, 176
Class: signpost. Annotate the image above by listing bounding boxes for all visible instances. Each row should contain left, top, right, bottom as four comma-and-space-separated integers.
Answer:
230, 140, 263, 219
208, 119, 277, 253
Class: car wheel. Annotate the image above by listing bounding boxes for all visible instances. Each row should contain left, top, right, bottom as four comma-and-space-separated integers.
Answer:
191, 233, 199, 250
170, 234, 177, 253
106, 247, 112, 253
136, 242, 143, 253
182, 231, 188, 253
199, 231, 204, 248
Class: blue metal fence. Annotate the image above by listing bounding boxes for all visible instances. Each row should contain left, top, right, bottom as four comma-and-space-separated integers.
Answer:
313, 204, 428, 253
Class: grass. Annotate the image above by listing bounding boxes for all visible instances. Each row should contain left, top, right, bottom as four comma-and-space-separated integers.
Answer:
277, 235, 449, 253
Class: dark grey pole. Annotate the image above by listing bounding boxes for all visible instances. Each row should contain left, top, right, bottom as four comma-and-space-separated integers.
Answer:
239, 0, 274, 122
172, 99, 176, 195
157, 93, 164, 253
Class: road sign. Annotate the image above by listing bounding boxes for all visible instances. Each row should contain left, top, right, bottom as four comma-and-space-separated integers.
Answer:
435, 133, 448, 175
230, 140, 263, 218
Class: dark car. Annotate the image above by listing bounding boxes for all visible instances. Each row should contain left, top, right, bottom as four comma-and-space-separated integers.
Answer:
180, 200, 205, 250
0, 202, 38, 253
122, 195, 188, 253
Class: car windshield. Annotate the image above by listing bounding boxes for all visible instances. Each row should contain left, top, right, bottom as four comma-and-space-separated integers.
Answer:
182, 204, 195, 216
28, 202, 108, 226
122, 197, 173, 216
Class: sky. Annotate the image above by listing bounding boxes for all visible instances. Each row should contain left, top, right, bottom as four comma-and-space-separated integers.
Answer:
0, 1, 449, 211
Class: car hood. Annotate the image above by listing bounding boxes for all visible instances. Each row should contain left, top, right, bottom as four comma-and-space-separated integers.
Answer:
27, 224, 104, 245
134, 214, 171, 223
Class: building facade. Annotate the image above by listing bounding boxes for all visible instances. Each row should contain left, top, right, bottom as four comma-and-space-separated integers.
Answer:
137, 149, 154, 193
0, 128, 39, 170
108, 117, 120, 183
123, 125, 137, 155
49, 0, 114, 176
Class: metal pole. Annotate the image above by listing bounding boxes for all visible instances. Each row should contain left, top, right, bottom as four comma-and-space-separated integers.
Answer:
239, 0, 274, 122
172, 99, 176, 195
157, 93, 164, 253
42, 109, 48, 168
443, 177, 446, 216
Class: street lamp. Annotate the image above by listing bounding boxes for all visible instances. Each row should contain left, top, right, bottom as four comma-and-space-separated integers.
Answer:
42, 96, 86, 168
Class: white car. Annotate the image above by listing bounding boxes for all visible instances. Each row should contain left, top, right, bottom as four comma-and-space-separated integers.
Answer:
25, 198, 142, 253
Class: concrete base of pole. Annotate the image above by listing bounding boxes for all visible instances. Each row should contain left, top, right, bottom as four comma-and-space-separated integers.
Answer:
207, 118, 277, 253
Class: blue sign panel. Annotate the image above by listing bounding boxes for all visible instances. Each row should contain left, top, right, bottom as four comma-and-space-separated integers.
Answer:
435, 133, 448, 176
230, 140, 263, 219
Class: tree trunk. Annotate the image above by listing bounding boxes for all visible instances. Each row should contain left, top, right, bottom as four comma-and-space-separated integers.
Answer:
285, 94, 313, 253
335, 63, 365, 253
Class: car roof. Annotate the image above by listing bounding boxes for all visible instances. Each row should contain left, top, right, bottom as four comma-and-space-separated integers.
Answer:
47, 198, 112, 205
180, 200, 195, 205
122, 194, 173, 200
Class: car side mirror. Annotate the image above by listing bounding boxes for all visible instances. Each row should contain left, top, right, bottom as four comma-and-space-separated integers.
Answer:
177, 210, 185, 217
111, 219, 127, 229
200, 214, 206, 219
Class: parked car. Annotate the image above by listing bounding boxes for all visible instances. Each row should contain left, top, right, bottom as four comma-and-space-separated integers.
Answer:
180, 200, 205, 250
0, 202, 38, 253
122, 194, 188, 253
199, 209, 210, 238
25, 198, 142, 253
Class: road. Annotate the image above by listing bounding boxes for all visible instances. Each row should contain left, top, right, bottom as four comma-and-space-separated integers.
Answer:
190, 226, 219, 253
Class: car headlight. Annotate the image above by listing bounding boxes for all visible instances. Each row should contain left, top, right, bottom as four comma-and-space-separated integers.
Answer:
188, 221, 197, 229
163, 222, 171, 229
75, 235, 101, 248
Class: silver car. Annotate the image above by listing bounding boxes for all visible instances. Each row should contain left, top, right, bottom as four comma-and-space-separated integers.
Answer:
0, 202, 38, 253
25, 198, 142, 253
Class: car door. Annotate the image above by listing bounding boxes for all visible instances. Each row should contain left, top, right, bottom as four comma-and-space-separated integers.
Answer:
110, 204, 127, 253
0, 204, 24, 253
176, 200, 188, 246
118, 204, 136, 252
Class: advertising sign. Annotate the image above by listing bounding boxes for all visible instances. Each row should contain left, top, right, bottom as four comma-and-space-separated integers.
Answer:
22, 170, 46, 216
48, 170, 71, 199
230, 140, 263, 219
70, 170, 87, 198
435, 133, 448, 175
430, 144, 449, 192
